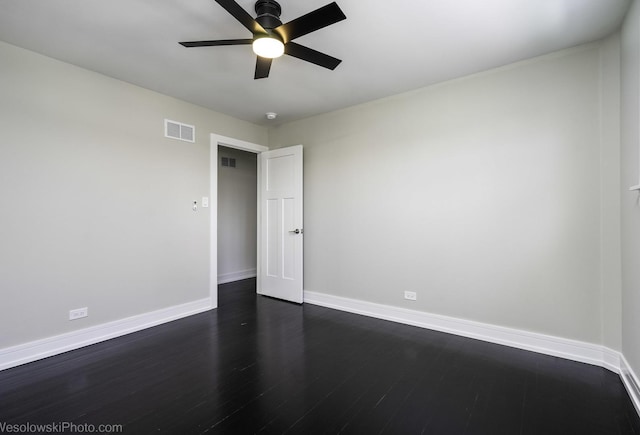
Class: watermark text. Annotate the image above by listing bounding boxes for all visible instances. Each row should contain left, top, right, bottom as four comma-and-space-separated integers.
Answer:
0, 422, 123, 433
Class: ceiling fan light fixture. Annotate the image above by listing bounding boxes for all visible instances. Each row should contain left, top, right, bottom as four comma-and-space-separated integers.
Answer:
179, 0, 346, 78
252, 36, 284, 59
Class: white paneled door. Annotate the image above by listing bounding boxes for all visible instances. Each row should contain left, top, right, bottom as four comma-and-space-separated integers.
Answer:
258, 145, 303, 304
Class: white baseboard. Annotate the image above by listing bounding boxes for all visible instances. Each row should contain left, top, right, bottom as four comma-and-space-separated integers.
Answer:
304, 290, 640, 417
621, 355, 640, 416
0, 298, 213, 371
218, 268, 257, 284
304, 291, 614, 369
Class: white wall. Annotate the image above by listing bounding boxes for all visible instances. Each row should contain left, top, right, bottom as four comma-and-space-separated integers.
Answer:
621, 0, 640, 378
0, 41, 267, 349
217, 147, 257, 283
600, 34, 623, 352
269, 41, 621, 346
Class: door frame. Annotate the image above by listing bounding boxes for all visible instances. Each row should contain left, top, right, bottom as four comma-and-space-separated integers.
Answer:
210, 134, 268, 308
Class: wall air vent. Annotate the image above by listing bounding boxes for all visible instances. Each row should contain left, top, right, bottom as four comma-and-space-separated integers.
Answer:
164, 119, 195, 143
221, 157, 237, 168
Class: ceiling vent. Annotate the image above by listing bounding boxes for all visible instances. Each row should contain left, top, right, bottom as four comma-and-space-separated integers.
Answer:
165, 119, 195, 143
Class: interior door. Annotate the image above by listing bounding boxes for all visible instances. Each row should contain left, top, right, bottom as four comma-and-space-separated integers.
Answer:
258, 145, 303, 303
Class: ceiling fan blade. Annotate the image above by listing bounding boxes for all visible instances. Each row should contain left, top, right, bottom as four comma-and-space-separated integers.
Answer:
274, 2, 346, 43
215, 0, 267, 35
179, 39, 253, 47
284, 42, 341, 70
255, 56, 273, 79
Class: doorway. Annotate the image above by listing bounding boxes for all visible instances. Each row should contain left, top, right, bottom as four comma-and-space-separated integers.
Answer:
217, 146, 257, 285
209, 134, 268, 308
209, 134, 303, 307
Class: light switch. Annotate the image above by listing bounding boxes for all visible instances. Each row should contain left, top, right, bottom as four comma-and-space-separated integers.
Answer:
202, 197, 209, 208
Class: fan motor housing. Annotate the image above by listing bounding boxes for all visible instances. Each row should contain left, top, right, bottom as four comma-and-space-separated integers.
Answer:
255, 0, 282, 30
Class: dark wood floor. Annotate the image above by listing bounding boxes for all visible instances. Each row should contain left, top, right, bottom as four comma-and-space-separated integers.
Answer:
1, 279, 639, 434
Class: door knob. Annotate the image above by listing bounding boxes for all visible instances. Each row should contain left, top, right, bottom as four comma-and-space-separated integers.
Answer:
289, 229, 303, 234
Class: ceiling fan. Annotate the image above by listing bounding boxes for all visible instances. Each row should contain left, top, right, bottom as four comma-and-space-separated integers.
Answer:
179, 0, 346, 79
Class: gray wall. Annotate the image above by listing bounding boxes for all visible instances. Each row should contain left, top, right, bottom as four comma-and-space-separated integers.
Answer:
269, 41, 621, 347
621, 0, 640, 377
0, 41, 267, 348
217, 147, 257, 283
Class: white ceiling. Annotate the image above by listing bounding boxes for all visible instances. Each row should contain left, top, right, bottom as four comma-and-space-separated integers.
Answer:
0, 0, 631, 126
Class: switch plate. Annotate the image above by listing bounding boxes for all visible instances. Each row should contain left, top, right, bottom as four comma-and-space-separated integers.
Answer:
69, 307, 88, 320
202, 197, 209, 208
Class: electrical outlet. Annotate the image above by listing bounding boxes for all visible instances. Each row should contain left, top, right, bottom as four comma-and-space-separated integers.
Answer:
69, 307, 88, 320
404, 291, 417, 301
